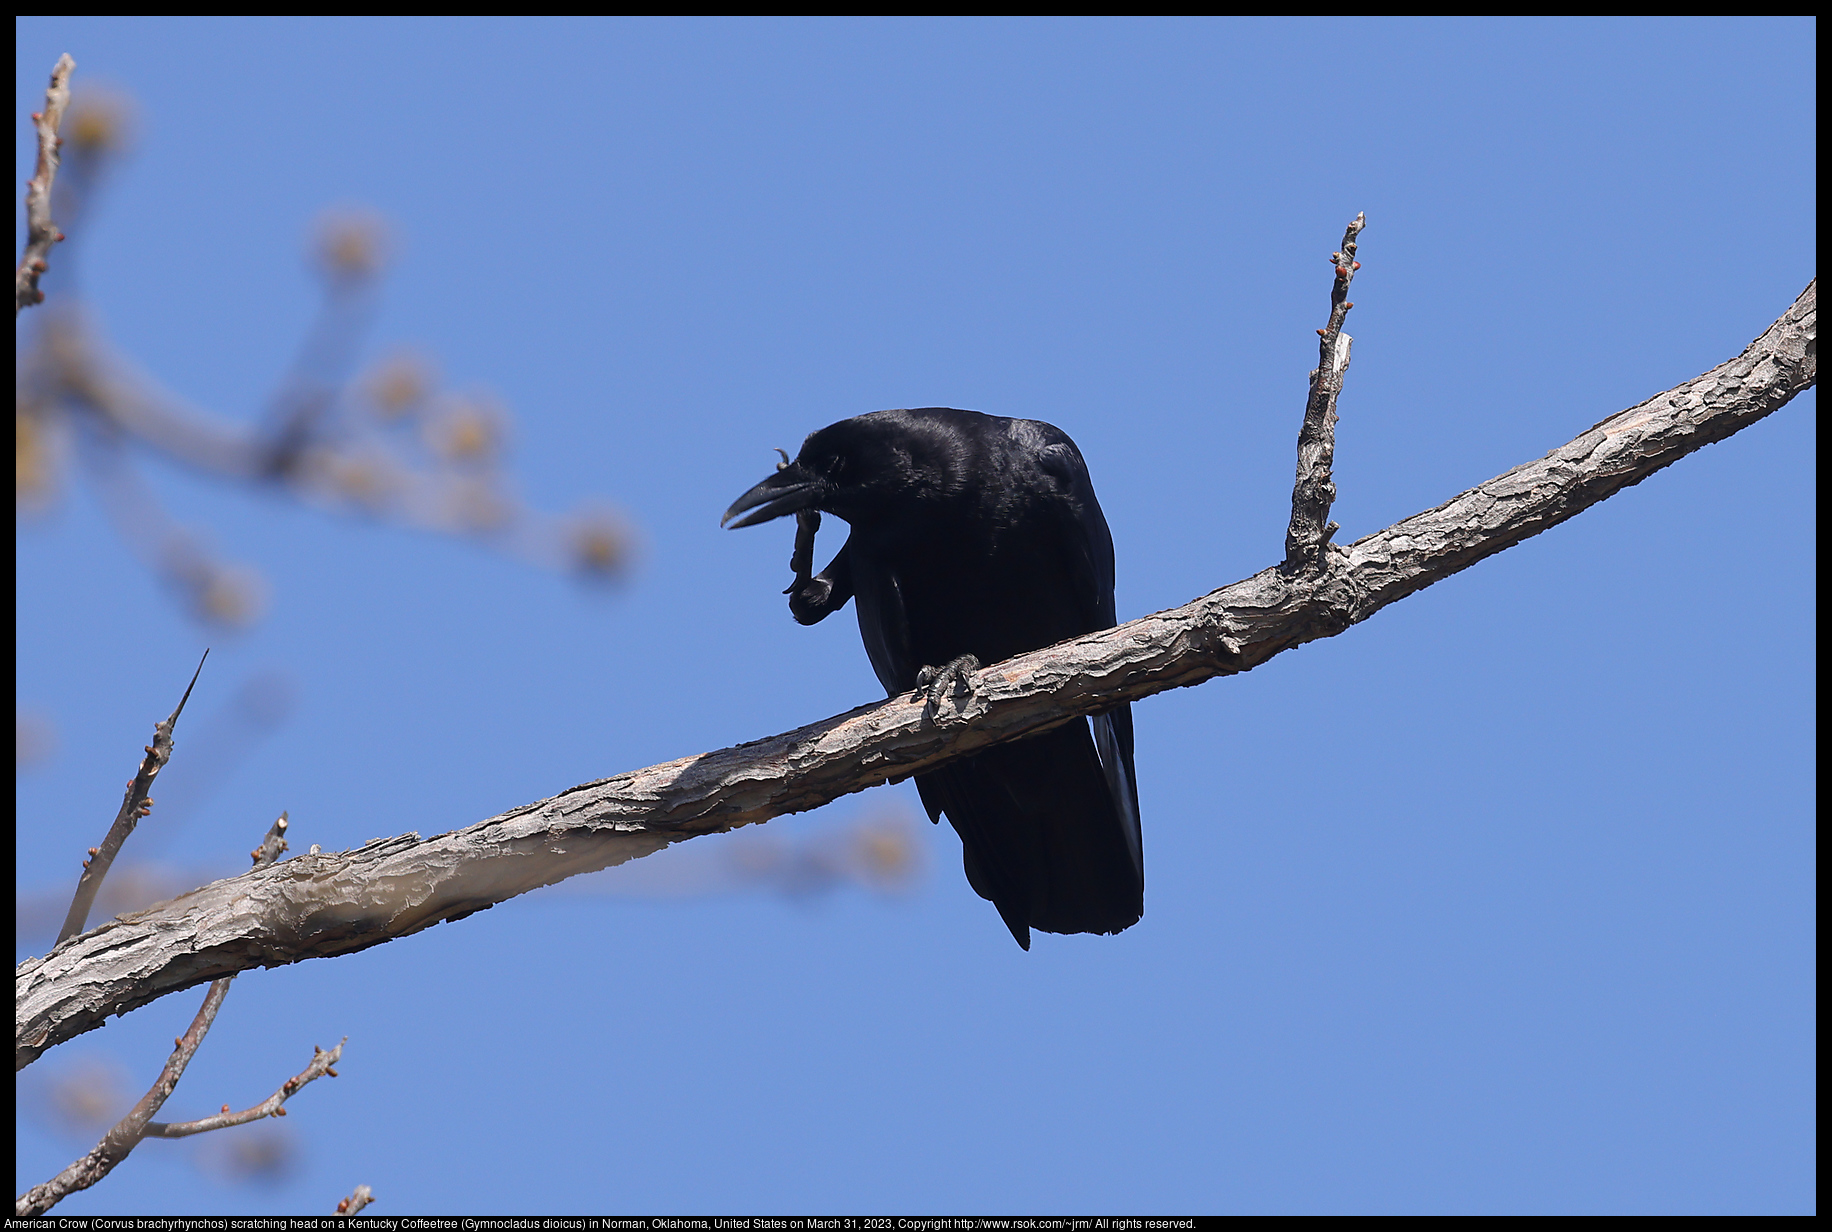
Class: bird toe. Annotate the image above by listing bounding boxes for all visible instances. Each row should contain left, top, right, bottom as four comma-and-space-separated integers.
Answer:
914, 654, 983, 720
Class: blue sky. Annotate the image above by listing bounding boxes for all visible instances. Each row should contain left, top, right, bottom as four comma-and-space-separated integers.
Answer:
15, 17, 1815, 1215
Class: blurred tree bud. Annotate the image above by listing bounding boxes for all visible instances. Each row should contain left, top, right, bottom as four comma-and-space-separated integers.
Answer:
16, 709, 58, 770
198, 1126, 299, 1187
364, 352, 435, 420
41, 1059, 132, 1136
16, 408, 62, 510
331, 453, 401, 511
425, 395, 507, 464
313, 209, 390, 281
569, 509, 632, 578
855, 817, 922, 889
188, 563, 269, 628
65, 88, 136, 157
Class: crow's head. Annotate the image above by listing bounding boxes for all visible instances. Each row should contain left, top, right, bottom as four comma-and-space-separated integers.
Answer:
721, 409, 970, 529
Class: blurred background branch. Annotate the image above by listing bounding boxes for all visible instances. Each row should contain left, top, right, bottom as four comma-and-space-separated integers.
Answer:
16, 76, 634, 629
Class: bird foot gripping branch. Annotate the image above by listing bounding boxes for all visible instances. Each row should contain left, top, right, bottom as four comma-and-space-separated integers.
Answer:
913, 654, 984, 725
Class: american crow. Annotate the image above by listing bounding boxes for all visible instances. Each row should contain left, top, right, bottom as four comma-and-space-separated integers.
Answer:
723, 407, 1141, 949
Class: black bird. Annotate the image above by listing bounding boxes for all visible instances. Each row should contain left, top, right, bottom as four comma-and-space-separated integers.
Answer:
723, 407, 1141, 949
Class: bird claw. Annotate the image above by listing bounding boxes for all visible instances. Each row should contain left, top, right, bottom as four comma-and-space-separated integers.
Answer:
914, 654, 982, 721
786, 573, 836, 624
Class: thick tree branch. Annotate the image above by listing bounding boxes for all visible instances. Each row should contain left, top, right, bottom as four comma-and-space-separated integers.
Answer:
17, 280, 1814, 1071
15, 53, 74, 317
55, 652, 207, 945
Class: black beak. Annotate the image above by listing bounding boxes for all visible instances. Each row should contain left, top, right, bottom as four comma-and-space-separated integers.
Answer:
721, 462, 824, 529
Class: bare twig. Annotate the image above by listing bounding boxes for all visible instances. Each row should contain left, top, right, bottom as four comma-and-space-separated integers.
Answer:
144, 1037, 344, 1138
15, 975, 230, 1214
335, 1184, 375, 1214
15, 54, 75, 318
18, 279, 1814, 1071
1286, 211, 1365, 570
55, 652, 208, 945
18, 811, 330, 1214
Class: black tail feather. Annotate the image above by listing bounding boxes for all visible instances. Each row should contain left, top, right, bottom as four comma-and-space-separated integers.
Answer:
917, 716, 1142, 947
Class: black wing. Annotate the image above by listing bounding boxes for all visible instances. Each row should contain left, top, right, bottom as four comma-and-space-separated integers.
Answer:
880, 416, 1144, 948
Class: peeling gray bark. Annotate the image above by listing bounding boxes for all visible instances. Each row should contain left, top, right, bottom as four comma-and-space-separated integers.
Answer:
16, 281, 1815, 1072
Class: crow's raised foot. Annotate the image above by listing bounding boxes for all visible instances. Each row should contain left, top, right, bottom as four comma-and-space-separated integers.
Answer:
913, 654, 982, 719
786, 548, 852, 625
786, 573, 844, 625
784, 514, 852, 626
